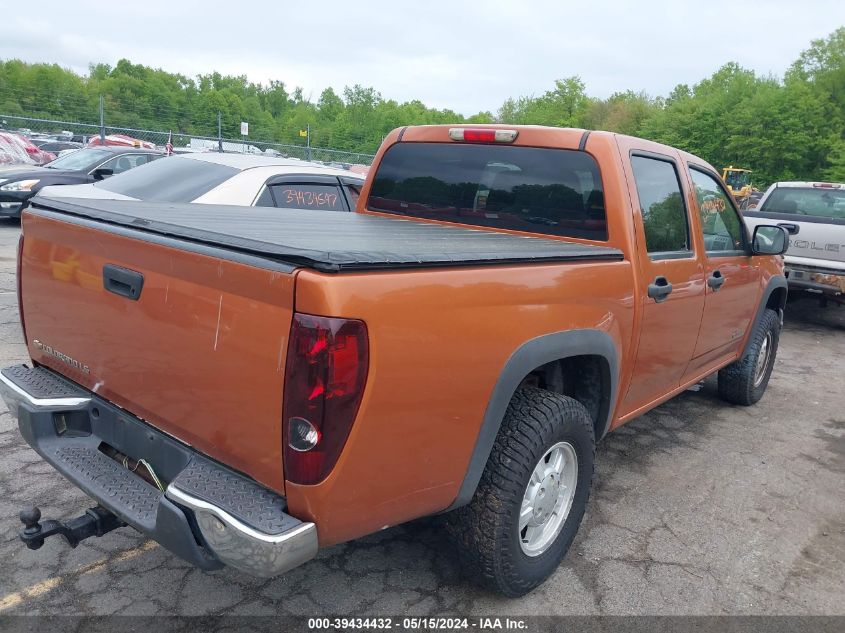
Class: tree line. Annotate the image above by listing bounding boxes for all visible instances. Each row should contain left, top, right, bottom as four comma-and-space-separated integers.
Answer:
1, 27, 842, 184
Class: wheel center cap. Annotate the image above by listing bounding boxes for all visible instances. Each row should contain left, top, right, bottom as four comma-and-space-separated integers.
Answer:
532, 474, 558, 520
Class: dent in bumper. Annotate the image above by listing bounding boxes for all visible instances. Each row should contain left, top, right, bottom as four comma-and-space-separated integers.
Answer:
166, 485, 318, 577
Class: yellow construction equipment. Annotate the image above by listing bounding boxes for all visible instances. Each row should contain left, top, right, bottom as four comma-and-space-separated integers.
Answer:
721, 166, 756, 207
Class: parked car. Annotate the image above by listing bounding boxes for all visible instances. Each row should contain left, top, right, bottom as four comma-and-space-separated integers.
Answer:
0, 134, 30, 166
37, 141, 83, 154
88, 134, 157, 150
0, 132, 56, 166
40, 152, 365, 210
4, 125, 789, 597
744, 181, 845, 304
0, 146, 161, 219
27, 138, 53, 148
347, 163, 370, 177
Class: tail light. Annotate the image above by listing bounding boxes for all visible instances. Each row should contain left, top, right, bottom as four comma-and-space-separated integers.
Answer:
283, 313, 368, 485
448, 128, 518, 143
16, 234, 26, 343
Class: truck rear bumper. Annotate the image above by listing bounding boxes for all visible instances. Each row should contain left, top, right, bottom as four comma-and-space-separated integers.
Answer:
1, 364, 317, 577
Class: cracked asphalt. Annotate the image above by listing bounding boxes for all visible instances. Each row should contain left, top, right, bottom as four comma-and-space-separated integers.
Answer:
0, 219, 843, 616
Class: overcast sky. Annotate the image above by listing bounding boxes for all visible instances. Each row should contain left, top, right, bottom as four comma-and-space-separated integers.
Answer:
1, 0, 841, 115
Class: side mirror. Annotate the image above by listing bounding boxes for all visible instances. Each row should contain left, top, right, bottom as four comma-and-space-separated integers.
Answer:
751, 225, 789, 255
91, 168, 114, 180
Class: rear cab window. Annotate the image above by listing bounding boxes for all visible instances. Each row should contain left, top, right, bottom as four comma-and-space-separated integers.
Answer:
366, 143, 608, 241
759, 185, 845, 221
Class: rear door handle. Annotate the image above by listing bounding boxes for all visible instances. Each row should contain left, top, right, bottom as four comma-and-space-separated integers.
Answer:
103, 264, 144, 301
707, 269, 726, 290
647, 276, 673, 303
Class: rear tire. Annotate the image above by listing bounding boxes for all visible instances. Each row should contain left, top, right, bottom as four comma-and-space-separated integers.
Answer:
446, 387, 595, 597
718, 308, 780, 405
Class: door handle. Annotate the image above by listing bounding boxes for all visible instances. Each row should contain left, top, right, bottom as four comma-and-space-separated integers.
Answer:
778, 222, 799, 236
707, 269, 726, 291
647, 276, 673, 303
103, 264, 144, 301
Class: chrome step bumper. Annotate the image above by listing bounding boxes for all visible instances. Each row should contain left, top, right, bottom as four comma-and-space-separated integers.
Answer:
1, 364, 318, 577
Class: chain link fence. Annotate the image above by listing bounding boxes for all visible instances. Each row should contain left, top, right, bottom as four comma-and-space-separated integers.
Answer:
0, 114, 375, 168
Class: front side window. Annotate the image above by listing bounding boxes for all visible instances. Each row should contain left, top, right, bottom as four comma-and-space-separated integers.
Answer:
630, 155, 690, 256
367, 143, 608, 240
99, 153, 151, 175
690, 168, 745, 253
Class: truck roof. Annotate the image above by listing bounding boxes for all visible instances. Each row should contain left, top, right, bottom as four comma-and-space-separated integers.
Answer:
29, 196, 623, 272
765, 181, 844, 189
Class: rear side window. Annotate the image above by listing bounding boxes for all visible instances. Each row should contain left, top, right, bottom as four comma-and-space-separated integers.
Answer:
270, 184, 346, 211
367, 143, 607, 240
95, 156, 238, 202
760, 186, 845, 220
630, 155, 690, 256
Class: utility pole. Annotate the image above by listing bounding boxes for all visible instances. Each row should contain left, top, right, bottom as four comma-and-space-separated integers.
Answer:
99, 95, 105, 144
306, 123, 311, 161
217, 111, 223, 153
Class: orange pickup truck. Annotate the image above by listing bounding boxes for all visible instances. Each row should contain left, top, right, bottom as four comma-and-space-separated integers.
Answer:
3, 125, 790, 596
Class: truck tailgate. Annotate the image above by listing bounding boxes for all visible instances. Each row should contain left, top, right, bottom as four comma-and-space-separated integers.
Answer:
19, 211, 295, 493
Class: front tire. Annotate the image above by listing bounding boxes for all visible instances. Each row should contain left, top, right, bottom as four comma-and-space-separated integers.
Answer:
718, 308, 781, 405
447, 387, 595, 597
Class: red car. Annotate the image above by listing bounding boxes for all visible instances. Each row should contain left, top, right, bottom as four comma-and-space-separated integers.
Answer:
87, 134, 156, 150
0, 132, 56, 165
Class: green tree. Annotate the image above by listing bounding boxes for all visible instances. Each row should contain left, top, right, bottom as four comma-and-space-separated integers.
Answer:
497, 76, 587, 127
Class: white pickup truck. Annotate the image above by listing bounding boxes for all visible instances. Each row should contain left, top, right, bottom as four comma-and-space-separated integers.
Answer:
744, 181, 845, 305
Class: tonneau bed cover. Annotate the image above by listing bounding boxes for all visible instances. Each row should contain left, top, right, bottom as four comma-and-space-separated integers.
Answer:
29, 196, 623, 272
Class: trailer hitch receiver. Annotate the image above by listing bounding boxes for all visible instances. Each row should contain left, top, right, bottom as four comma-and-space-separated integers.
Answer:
19, 506, 126, 550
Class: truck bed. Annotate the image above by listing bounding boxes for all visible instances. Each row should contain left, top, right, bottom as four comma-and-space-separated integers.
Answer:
29, 196, 624, 272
